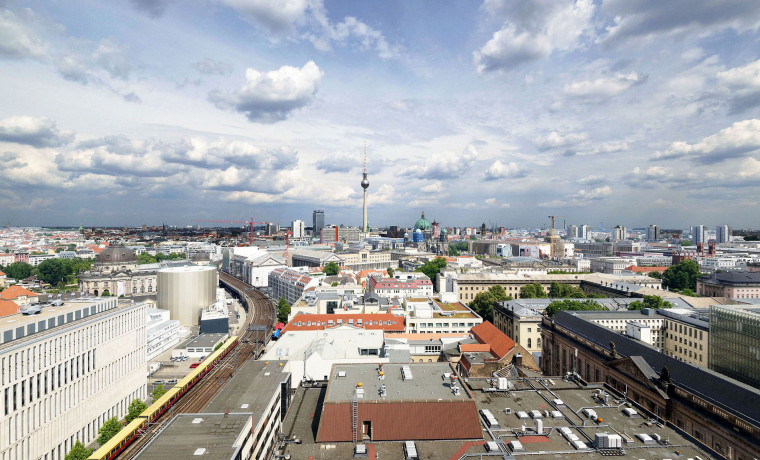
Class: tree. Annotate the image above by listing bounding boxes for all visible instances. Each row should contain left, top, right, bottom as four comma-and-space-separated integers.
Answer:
101, 289, 111, 297
661, 259, 701, 292
449, 247, 460, 257
519, 283, 547, 299
628, 295, 672, 311
544, 299, 608, 317
680, 240, 693, 246
469, 285, 511, 322
65, 440, 93, 460
416, 257, 448, 285
125, 399, 147, 423
548, 282, 584, 298
323, 261, 339, 276
152, 383, 167, 400
3, 262, 33, 280
137, 253, 157, 264
97, 417, 122, 445
38, 259, 67, 285
277, 297, 291, 323
648, 271, 663, 279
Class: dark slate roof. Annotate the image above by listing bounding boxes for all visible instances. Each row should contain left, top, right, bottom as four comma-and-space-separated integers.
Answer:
553, 311, 760, 425
711, 271, 760, 285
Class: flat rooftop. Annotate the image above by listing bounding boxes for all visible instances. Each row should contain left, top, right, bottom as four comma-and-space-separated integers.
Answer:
134, 413, 249, 460
186, 333, 227, 348
324, 363, 470, 403
205, 359, 289, 415
280, 376, 715, 460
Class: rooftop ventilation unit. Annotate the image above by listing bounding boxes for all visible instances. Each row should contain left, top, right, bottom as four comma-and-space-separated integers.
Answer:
401, 365, 413, 381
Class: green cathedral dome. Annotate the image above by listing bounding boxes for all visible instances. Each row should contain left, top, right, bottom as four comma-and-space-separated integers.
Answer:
413, 211, 432, 231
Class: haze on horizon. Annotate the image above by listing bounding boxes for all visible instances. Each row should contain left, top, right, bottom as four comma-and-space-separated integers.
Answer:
2, 0, 760, 229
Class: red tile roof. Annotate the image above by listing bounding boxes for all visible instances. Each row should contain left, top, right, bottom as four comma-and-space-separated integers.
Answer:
0, 300, 19, 317
282, 313, 405, 333
470, 321, 515, 360
0, 270, 5, 276
317, 400, 482, 442
0, 285, 38, 300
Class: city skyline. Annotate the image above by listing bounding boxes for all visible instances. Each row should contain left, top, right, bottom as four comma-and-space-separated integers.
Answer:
2, 1, 760, 227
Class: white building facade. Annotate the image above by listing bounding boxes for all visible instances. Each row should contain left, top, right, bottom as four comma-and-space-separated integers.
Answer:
0, 298, 147, 460
146, 308, 181, 360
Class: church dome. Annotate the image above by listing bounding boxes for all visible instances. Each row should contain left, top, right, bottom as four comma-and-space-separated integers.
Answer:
413, 211, 432, 231
96, 245, 137, 264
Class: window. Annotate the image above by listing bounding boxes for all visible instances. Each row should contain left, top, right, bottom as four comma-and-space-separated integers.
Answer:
527, 338, 532, 348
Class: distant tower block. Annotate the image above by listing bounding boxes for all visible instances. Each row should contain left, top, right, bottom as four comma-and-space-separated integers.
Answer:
361, 141, 370, 232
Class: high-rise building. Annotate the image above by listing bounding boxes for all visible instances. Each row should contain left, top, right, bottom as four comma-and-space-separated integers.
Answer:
693, 225, 707, 245
612, 225, 626, 242
566, 225, 578, 238
646, 224, 661, 241
579, 224, 589, 240
312, 210, 325, 236
266, 222, 279, 236
716, 224, 731, 243
292, 220, 305, 238
0, 297, 146, 459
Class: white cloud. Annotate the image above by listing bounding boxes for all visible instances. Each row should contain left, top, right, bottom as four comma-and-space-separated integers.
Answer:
483, 160, 525, 180
315, 151, 358, 173
401, 145, 479, 180
650, 119, 760, 164
0, 116, 73, 147
92, 39, 134, 80
717, 59, 760, 114
0, 9, 47, 59
219, 0, 312, 35
563, 72, 643, 100
576, 174, 606, 185
193, 58, 233, 76
209, 61, 323, 123
601, 0, 760, 44
536, 130, 588, 151
474, 0, 595, 72
421, 182, 444, 194
539, 185, 611, 207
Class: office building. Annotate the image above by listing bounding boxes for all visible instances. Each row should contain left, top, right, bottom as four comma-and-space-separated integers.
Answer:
565, 224, 578, 239
709, 305, 760, 389
291, 219, 305, 238
312, 210, 325, 236
579, 224, 589, 240
0, 297, 147, 460
693, 225, 707, 245
646, 224, 661, 241
612, 225, 626, 242
716, 225, 731, 244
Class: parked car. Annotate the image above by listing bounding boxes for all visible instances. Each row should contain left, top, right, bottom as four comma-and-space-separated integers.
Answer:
190, 363, 200, 368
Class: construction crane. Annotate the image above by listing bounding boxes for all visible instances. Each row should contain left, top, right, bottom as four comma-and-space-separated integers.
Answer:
194, 218, 266, 244
547, 215, 564, 230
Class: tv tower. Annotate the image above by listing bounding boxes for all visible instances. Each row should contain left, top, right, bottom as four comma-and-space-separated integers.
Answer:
361, 141, 369, 232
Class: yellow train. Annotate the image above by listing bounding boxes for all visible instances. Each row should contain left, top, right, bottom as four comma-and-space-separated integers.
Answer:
87, 336, 239, 460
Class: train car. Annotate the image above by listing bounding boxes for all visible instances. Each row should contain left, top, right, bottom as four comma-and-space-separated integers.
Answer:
139, 386, 181, 423
87, 417, 147, 460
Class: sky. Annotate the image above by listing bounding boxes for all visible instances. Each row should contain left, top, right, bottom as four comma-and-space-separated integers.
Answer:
2, 0, 760, 230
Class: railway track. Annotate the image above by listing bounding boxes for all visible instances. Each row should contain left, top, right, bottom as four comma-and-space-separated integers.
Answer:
114, 270, 275, 459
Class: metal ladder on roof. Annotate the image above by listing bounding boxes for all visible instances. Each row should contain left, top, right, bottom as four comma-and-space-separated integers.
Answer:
351, 397, 358, 443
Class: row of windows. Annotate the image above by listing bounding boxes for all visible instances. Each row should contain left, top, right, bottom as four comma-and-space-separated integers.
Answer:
415, 322, 478, 328
4, 351, 94, 416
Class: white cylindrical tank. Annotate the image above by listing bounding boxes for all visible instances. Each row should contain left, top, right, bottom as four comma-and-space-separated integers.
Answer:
157, 265, 218, 326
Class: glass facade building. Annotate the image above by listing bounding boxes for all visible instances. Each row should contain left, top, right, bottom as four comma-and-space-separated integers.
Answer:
709, 305, 760, 388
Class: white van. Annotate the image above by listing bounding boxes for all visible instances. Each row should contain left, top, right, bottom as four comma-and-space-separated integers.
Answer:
403, 441, 418, 460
